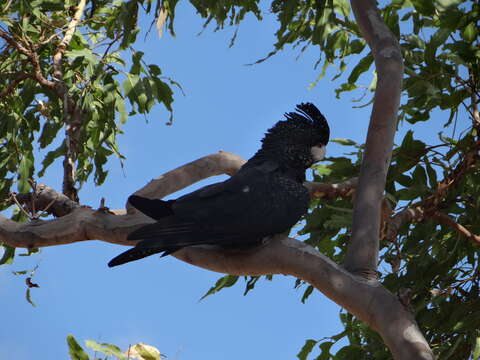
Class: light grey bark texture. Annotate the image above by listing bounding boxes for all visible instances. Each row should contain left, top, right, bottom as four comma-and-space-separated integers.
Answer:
344, 0, 404, 278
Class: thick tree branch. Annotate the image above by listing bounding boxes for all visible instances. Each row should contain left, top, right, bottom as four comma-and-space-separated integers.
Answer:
175, 239, 433, 360
129, 151, 247, 206
345, 0, 404, 278
0, 151, 434, 359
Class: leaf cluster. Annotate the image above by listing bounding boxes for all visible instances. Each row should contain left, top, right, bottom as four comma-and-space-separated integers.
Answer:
158, 1, 480, 358
0, 0, 175, 203
66, 334, 162, 360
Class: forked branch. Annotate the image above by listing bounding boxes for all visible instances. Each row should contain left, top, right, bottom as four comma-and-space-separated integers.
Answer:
0, 150, 432, 359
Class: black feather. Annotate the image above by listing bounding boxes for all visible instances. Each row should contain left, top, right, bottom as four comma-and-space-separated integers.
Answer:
128, 195, 174, 220
108, 103, 329, 267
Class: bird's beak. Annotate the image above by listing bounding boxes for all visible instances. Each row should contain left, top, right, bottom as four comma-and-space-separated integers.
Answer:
311, 145, 326, 163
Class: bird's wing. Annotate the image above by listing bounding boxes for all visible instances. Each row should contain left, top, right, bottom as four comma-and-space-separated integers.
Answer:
128, 195, 174, 220
108, 160, 290, 267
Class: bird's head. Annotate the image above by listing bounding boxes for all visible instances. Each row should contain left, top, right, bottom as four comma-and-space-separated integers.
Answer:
260, 103, 330, 169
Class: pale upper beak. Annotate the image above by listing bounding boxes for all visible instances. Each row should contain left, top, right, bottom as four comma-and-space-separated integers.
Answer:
311, 145, 326, 163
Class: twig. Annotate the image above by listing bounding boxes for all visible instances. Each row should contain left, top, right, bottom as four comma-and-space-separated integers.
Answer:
433, 212, 480, 246
9, 193, 33, 220
0, 72, 33, 98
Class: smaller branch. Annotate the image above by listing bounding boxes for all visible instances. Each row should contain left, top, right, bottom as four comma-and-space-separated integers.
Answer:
385, 207, 424, 242
15, 184, 80, 217
52, 0, 87, 81
0, 72, 33, 98
432, 212, 480, 246
0, 29, 32, 57
385, 205, 480, 247
0, 30, 55, 89
9, 193, 34, 220
50, 0, 87, 202
305, 177, 357, 199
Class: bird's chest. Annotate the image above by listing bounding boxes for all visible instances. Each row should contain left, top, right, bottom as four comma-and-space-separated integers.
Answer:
263, 175, 309, 210
243, 174, 310, 232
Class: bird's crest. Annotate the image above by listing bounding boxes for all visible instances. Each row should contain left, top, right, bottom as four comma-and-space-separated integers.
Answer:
262, 102, 330, 148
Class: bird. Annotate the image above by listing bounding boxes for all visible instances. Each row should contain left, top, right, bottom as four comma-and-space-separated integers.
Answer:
108, 103, 330, 267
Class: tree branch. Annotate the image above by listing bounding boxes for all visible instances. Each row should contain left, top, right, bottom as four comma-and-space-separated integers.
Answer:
0, 29, 56, 89
129, 151, 246, 206
0, 72, 33, 98
0, 151, 434, 359
385, 206, 480, 247
52, 0, 87, 82
50, 0, 87, 202
14, 184, 81, 218
345, 0, 404, 278
305, 177, 357, 199
433, 212, 480, 246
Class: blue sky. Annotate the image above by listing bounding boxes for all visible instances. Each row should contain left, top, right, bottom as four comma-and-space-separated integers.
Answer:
0, 2, 468, 360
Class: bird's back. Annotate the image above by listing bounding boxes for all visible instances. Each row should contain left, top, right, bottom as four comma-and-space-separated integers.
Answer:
172, 163, 310, 237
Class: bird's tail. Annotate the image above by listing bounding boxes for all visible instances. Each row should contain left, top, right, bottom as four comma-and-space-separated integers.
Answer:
108, 218, 254, 267
107, 242, 180, 267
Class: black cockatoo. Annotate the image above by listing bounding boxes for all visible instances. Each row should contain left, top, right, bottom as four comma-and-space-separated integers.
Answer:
108, 103, 329, 267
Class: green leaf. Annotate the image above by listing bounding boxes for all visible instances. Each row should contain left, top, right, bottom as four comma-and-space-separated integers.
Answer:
38, 143, 65, 177
18, 153, 34, 192
85, 340, 126, 359
65, 49, 98, 64
26, 288, 36, 307
462, 22, 478, 42
334, 345, 366, 359
425, 28, 451, 66
132, 344, 160, 360
317, 341, 334, 360
301, 285, 314, 303
201, 275, 239, 300
472, 336, 480, 360
297, 339, 317, 360
412, 165, 427, 188
66, 335, 90, 360
424, 158, 437, 189
243, 276, 260, 295
347, 54, 373, 84
331, 138, 357, 146
130, 51, 145, 75
0, 245, 15, 265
